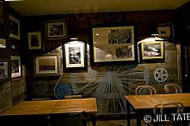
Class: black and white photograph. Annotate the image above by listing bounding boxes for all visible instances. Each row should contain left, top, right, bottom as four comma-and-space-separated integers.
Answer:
108, 29, 133, 44
116, 45, 134, 59
11, 56, 21, 78
46, 20, 67, 40
64, 41, 85, 68
0, 61, 8, 80
69, 47, 81, 64
141, 41, 164, 60
9, 15, 20, 40
28, 32, 41, 49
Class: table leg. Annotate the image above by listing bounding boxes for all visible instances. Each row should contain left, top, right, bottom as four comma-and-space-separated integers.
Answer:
136, 111, 141, 126
127, 100, 131, 126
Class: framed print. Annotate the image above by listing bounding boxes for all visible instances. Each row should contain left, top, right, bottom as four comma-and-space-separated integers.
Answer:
45, 19, 67, 40
0, 38, 6, 48
9, 15, 20, 40
92, 26, 135, 63
141, 41, 164, 60
63, 41, 87, 71
35, 55, 59, 76
0, 61, 9, 80
11, 56, 22, 78
28, 32, 41, 49
157, 23, 173, 41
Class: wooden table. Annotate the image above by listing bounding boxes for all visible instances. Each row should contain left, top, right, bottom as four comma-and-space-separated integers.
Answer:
0, 98, 97, 126
125, 93, 190, 126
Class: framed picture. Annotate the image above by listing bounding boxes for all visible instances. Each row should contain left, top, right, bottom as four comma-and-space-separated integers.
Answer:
28, 32, 41, 49
63, 41, 87, 70
0, 38, 6, 48
0, 61, 9, 81
92, 26, 135, 63
9, 15, 20, 40
141, 41, 164, 60
34, 55, 59, 76
157, 23, 173, 40
45, 19, 67, 40
11, 56, 22, 78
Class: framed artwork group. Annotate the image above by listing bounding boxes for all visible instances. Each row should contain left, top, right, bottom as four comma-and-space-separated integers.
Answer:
92, 26, 135, 63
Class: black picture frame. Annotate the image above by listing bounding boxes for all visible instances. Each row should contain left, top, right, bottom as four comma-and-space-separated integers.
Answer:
62, 40, 87, 72
45, 19, 67, 40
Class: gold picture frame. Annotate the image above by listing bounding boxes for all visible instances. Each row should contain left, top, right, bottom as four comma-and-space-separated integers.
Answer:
11, 56, 22, 78
141, 41, 164, 60
92, 26, 135, 63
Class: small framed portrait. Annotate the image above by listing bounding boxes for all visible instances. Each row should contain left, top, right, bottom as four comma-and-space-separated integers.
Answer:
11, 56, 22, 78
63, 41, 87, 70
92, 25, 135, 63
9, 15, 20, 40
0, 38, 6, 48
34, 55, 59, 76
28, 32, 41, 49
0, 61, 9, 81
141, 41, 164, 60
45, 19, 67, 40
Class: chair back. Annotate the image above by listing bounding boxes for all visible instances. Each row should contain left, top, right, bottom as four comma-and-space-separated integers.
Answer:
153, 102, 184, 115
135, 85, 157, 95
164, 83, 182, 93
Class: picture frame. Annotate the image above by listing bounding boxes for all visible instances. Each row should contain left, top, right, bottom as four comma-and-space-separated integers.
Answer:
0, 60, 9, 81
11, 56, 22, 78
0, 38, 6, 48
92, 25, 135, 63
45, 19, 67, 40
28, 32, 41, 50
34, 55, 59, 76
141, 41, 164, 60
157, 23, 173, 40
63, 41, 87, 71
9, 15, 20, 40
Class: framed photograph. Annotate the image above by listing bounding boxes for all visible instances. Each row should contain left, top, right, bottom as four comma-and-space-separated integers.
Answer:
11, 56, 22, 78
0, 61, 9, 81
9, 15, 20, 40
141, 41, 164, 60
63, 41, 87, 70
92, 26, 135, 63
0, 38, 6, 48
157, 23, 173, 40
45, 19, 67, 40
34, 55, 59, 76
28, 32, 41, 49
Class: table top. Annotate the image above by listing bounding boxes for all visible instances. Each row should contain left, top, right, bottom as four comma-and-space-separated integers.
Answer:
125, 93, 190, 110
0, 98, 97, 116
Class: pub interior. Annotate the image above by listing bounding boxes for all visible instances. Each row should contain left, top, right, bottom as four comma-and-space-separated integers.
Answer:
0, 0, 190, 126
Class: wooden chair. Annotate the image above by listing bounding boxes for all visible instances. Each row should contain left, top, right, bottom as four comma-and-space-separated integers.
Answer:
135, 85, 157, 95
164, 83, 182, 94
153, 102, 184, 126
